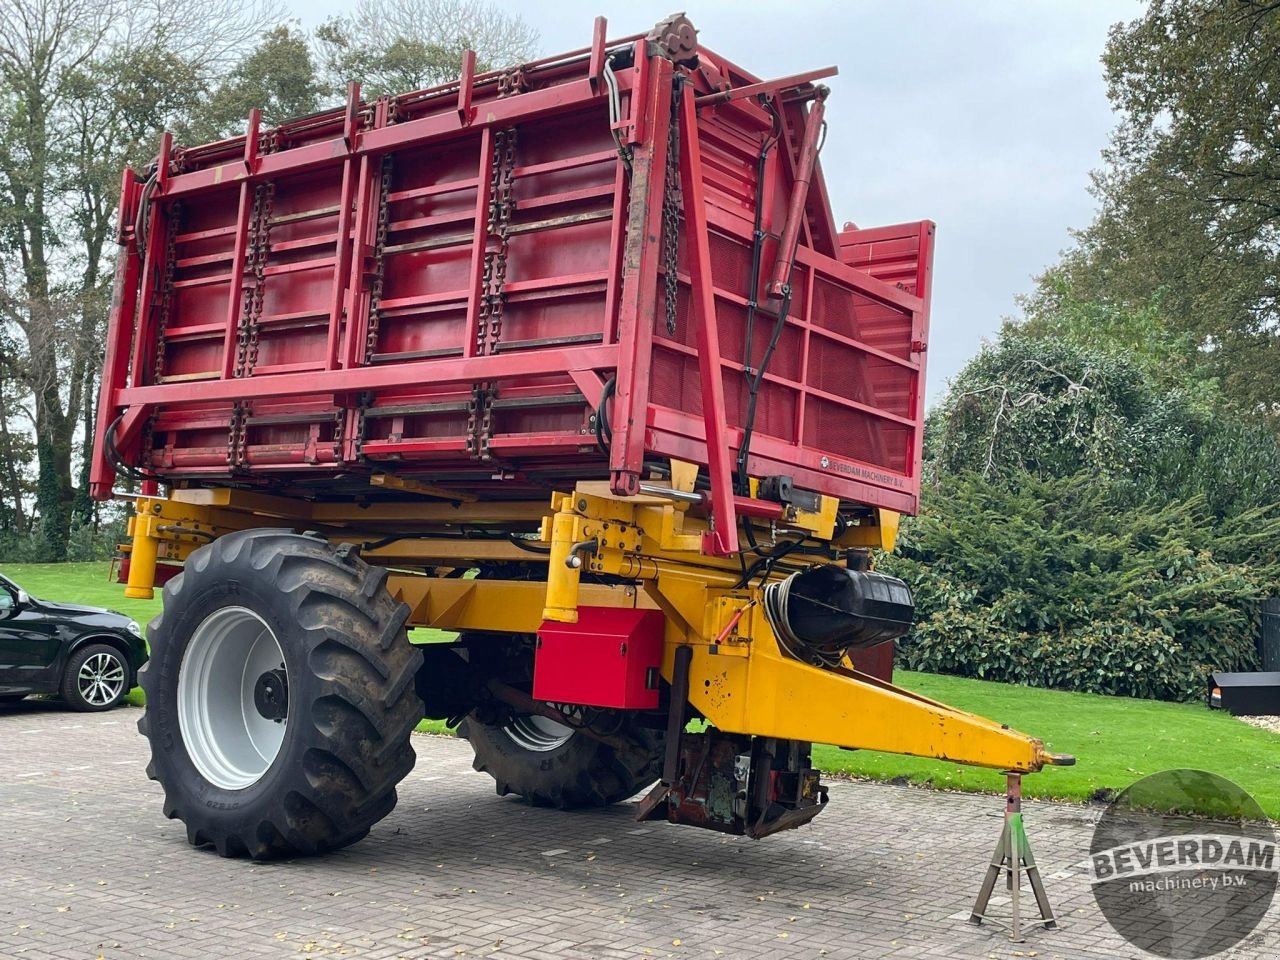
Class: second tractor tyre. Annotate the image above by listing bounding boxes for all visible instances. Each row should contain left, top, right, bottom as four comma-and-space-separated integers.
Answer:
138, 529, 424, 859
460, 712, 663, 808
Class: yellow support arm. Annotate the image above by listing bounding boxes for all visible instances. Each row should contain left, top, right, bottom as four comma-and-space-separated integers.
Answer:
667, 627, 1062, 773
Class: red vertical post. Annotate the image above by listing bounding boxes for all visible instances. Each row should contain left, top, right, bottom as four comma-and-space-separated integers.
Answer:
339, 99, 389, 461
127, 132, 173, 390
457, 50, 476, 124
89, 170, 144, 501
907, 221, 935, 493
601, 157, 628, 344
463, 126, 495, 359
794, 264, 815, 451
219, 110, 260, 380
325, 84, 362, 370
609, 56, 673, 497
342, 98, 391, 371
588, 16, 607, 89
677, 82, 739, 556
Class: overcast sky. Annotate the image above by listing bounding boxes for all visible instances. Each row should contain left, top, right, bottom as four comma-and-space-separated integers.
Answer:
301, 0, 1141, 402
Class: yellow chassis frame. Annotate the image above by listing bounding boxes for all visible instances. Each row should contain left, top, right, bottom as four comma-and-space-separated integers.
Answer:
121, 476, 1070, 775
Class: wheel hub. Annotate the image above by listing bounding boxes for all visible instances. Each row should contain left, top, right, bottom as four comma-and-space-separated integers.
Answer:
178, 606, 288, 790
77, 652, 125, 706
253, 667, 288, 721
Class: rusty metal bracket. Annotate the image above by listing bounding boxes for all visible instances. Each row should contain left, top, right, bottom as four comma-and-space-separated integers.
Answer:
693, 66, 838, 108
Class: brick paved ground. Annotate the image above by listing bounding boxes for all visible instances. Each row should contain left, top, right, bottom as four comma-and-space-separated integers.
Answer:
1, 701, 1276, 960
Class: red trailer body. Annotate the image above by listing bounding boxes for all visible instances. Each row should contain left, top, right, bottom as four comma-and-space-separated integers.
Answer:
92, 21, 933, 554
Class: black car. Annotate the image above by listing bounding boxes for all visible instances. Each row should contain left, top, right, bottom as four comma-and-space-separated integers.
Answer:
0, 572, 147, 711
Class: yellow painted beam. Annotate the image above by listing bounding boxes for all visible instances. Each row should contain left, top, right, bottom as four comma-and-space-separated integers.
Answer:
356, 538, 541, 564
370, 473, 478, 502
664, 623, 1058, 773
387, 574, 649, 633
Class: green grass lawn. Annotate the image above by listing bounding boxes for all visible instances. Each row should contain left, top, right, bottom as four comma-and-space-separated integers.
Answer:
8, 561, 1279, 816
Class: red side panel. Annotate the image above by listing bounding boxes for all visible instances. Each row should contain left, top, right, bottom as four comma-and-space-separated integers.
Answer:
93, 23, 935, 522
848, 640, 894, 684
837, 220, 936, 298
534, 607, 665, 709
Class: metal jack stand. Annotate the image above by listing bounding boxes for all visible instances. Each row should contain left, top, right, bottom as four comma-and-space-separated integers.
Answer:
969, 773, 1057, 942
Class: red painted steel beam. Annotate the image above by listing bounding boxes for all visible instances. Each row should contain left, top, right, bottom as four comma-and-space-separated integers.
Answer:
768, 89, 828, 298
907, 221, 935, 488
609, 56, 673, 496
588, 16, 607, 90
677, 80, 739, 557
89, 170, 144, 501
325, 104, 360, 369
114, 344, 621, 408
463, 126, 495, 359
219, 114, 260, 380
457, 50, 476, 124
644, 418, 919, 516
693, 66, 837, 108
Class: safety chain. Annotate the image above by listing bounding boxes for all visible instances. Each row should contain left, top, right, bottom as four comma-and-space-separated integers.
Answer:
234, 181, 274, 379
331, 404, 345, 464
487, 128, 518, 353
473, 131, 502, 358
150, 201, 183, 383
141, 410, 159, 471
661, 82, 683, 337
364, 154, 395, 363
226, 182, 272, 468
227, 401, 248, 470
467, 127, 518, 460
352, 392, 371, 459
246, 182, 273, 376
496, 69, 528, 98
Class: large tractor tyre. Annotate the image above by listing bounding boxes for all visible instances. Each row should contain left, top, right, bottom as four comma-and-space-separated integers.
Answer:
138, 529, 424, 859
460, 712, 663, 809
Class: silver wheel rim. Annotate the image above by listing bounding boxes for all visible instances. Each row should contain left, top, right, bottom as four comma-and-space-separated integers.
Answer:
78, 652, 126, 706
178, 606, 288, 790
503, 714, 575, 752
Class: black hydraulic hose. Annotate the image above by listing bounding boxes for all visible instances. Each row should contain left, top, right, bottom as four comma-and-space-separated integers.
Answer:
732, 535, 809, 590
737, 99, 783, 495
736, 284, 793, 494
594, 375, 616, 455
105, 411, 163, 485
507, 533, 552, 555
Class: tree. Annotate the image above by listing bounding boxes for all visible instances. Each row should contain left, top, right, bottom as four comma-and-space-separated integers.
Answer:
193, 24, 325, 141
928, 336, 1193, 486
0, 329, 34, 534
1013, 271, 1216, 404
0, 0, 275, 556
1045, 1, 1280, 414
881, 471, 1273, 700
315, 0, 539, 97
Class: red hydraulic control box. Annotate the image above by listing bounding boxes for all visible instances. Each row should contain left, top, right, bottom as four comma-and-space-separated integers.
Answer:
534, 608, 665, 710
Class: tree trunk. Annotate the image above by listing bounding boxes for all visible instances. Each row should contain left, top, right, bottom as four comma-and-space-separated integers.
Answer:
0, 356, 28, 537
74, 362, 97, 529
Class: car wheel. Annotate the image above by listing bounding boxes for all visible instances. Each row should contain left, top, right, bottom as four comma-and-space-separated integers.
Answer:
62, 644, 130, 711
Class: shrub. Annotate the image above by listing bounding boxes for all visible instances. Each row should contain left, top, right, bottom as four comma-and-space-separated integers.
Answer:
881, 471, 1271, 701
